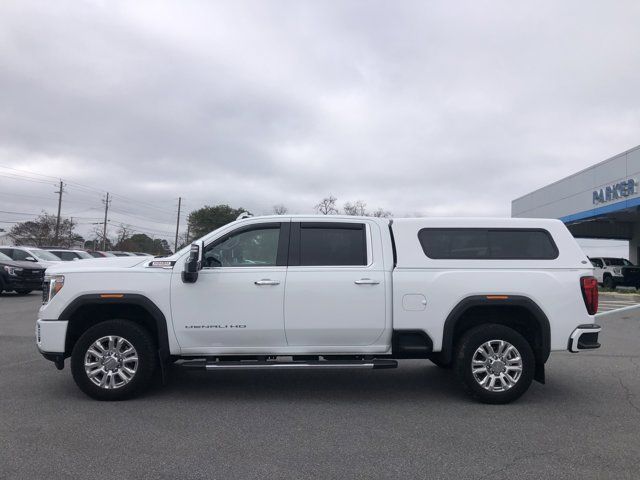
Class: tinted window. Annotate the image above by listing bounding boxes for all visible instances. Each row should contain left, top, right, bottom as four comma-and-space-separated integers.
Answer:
12, 249, 31, 261
603, 258, 632, 266
590, 258, 603, 268
418, 229, 558, 260
52, 251, 77, 261
0, 248, 13, 259
299, 223, 366, 266
204, 226, 280, 267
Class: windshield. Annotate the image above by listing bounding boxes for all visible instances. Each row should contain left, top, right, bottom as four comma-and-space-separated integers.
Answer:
28, 249, 61, 261
0, 252, 12, 262
604, 258, 633, 266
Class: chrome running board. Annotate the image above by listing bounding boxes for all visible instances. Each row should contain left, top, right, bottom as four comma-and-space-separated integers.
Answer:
179, 359, 398, 370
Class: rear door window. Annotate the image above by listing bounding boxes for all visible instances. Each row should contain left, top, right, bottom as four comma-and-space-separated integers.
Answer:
294, 223, 367, 266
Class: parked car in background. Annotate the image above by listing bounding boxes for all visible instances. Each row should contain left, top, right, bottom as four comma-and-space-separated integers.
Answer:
0, 251, 45, 295
0, 246, 62, 269
87, 251, 115, 258
589, 257, 640, 289
106, 251, 137, 257
132, 252, 154, 257
46, 249, 94, 261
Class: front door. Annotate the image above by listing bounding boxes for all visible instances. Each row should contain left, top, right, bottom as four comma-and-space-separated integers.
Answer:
170, 221, 290, 353
284, 221, 387, 347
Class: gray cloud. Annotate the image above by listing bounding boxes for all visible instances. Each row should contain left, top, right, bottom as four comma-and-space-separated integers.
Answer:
1, 0, 640, 241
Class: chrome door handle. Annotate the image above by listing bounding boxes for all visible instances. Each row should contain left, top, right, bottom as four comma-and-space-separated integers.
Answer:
254, 279, 280, 286
354, 278, 380, 285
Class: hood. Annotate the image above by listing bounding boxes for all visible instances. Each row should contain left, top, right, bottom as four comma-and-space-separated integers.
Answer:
0, 259, 46, 270
36, 260, 63, 268
45, 256, 149, 274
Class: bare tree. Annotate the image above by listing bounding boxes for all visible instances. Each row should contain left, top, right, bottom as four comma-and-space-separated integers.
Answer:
343, 200, 368, 216
315, 195, 339, 215
272, 204, 288, 215
371, 208, 392, 218
115, 223, 132, 247
90, 224, 112, 250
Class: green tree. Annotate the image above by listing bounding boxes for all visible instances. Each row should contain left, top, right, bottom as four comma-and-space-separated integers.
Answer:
115, 233, 172, 255
10, 213, 84, 247
187, 204, 248, 239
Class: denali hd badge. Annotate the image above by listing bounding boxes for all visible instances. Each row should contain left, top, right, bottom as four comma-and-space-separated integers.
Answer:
185, 324, 247, 329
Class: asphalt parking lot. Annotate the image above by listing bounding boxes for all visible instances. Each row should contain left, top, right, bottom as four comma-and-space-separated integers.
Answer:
1, 293, 639, 480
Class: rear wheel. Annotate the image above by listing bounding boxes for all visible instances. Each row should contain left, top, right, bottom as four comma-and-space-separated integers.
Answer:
71, 319, 157, 401
454, 324, 534, 404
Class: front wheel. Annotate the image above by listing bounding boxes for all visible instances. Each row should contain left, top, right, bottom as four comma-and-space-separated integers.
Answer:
71, 319, 157, 400
603, 275, 615, 290
454, 324, 535, 404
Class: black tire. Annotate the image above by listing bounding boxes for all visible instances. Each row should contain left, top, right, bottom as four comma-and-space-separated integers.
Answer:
454, 324, 535, 404
15, 289, 32, 295
71, 319, 158, 401
603, 275, 615, 290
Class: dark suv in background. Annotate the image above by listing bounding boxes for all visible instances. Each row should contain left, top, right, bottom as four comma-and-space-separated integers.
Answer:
0, 251, 45, 295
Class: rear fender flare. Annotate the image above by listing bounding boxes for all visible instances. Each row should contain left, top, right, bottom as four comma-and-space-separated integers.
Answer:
440, 295, 551, 365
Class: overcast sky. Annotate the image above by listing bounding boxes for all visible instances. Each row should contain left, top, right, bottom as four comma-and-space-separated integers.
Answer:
1, 0, 640, 244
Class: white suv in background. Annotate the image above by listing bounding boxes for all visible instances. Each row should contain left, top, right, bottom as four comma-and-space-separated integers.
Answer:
0, 246, 62, 269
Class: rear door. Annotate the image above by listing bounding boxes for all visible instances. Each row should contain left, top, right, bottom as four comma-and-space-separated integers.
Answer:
284, 220, 386, 347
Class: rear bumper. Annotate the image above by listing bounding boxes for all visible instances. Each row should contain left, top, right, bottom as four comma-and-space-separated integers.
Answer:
568, 324, 602, 353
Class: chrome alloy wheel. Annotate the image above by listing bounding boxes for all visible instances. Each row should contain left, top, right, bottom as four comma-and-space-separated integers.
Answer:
471, 339, 523, 392
84, 335, 139, 389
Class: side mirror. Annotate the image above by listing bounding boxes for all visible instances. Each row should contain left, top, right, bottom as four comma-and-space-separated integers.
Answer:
25, 256, 36, 262
182, 241, 204, 283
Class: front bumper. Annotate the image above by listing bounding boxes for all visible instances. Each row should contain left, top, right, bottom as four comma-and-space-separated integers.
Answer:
5, 278, 43, 291
36, 319, 68, 355
568, 324, 602, 353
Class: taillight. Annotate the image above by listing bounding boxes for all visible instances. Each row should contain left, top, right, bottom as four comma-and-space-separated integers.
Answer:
580, 276, 599, 315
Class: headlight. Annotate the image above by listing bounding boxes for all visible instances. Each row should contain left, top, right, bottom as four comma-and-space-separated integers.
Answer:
42, 275, 64, 304
3, 266, 23, 276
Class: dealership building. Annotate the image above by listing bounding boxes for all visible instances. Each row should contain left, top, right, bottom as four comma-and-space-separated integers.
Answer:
512, 144, 640, 263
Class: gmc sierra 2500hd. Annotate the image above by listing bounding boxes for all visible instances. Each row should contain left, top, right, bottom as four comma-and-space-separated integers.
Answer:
36, 215, 601, 404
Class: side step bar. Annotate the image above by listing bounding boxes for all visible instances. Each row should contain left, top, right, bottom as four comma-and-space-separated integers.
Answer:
179, 359, 398, 370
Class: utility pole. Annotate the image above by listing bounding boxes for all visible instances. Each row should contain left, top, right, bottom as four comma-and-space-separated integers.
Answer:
185, 223, 190, 245
54, 180, 64, 246
174, 197, 182, 252
102, 192, 110, 251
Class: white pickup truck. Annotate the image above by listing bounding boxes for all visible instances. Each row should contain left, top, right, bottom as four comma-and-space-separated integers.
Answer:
37, 215, 601, 404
